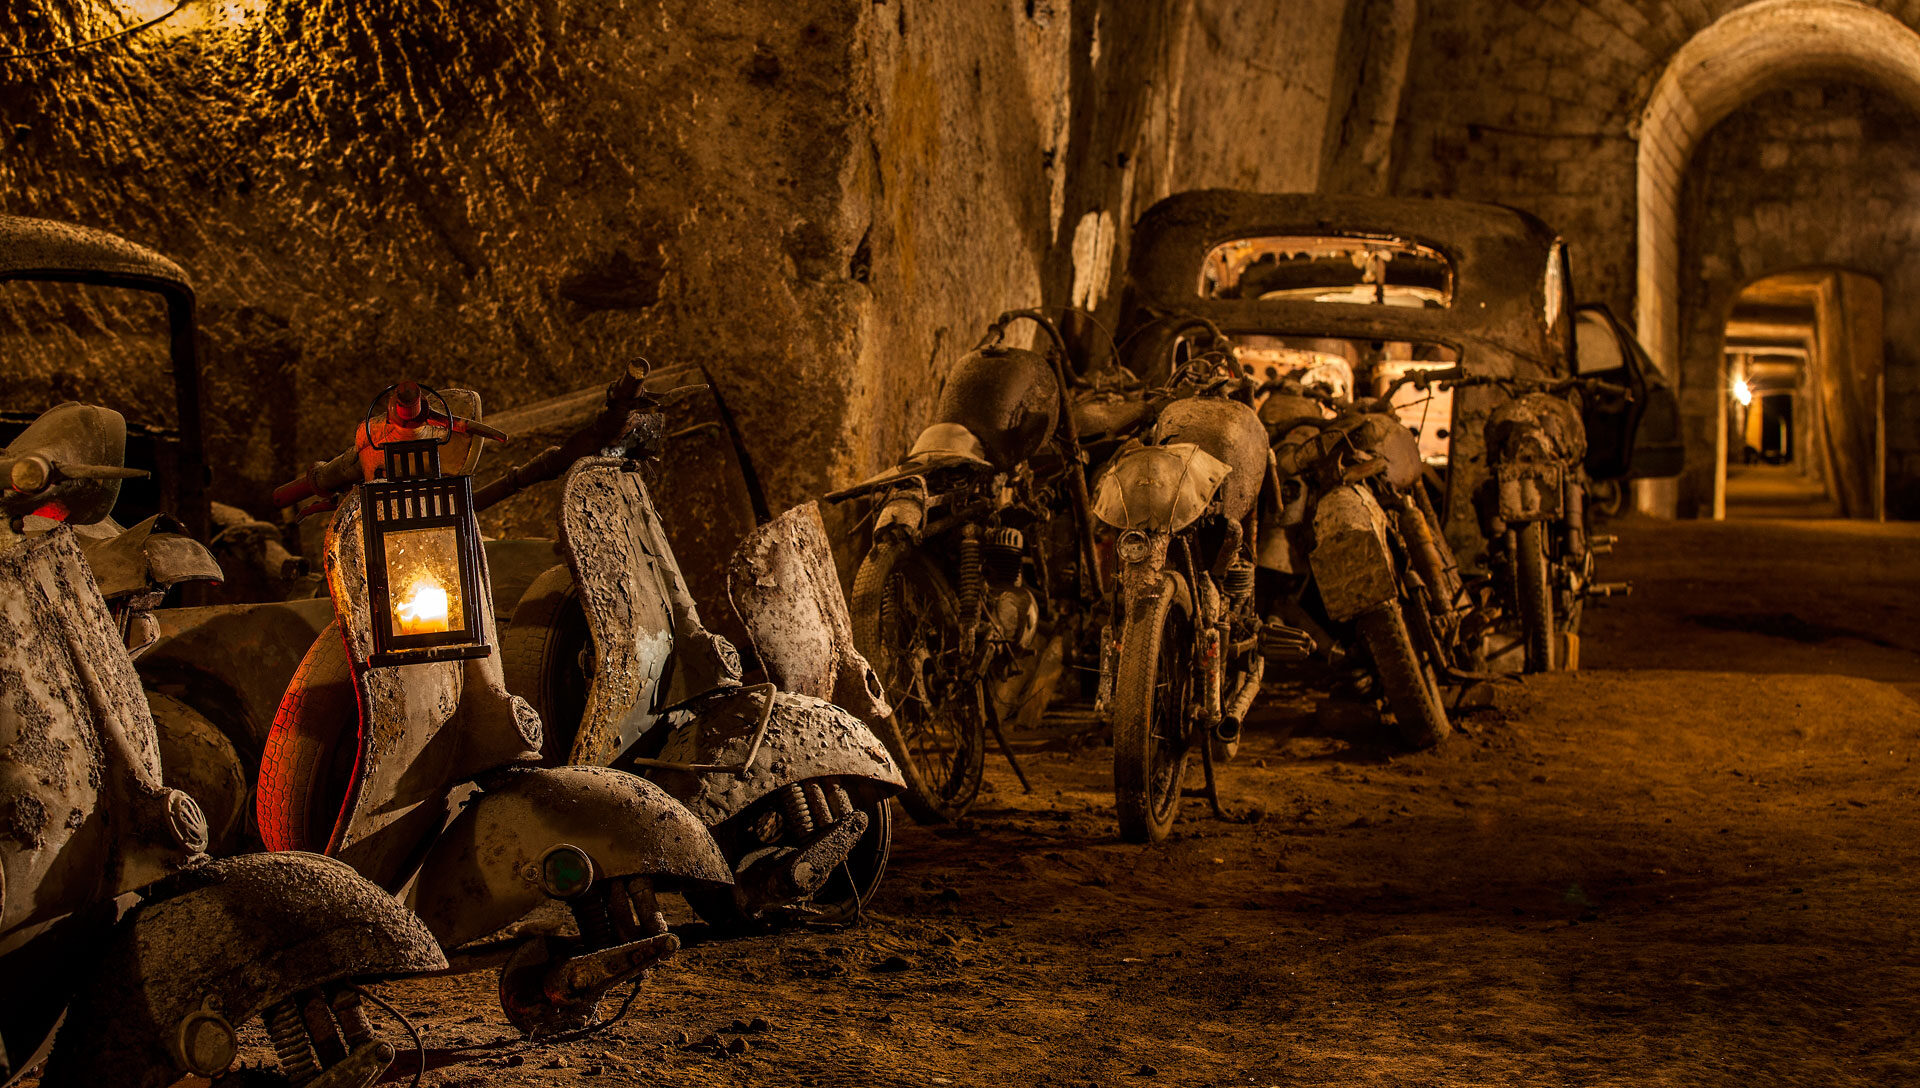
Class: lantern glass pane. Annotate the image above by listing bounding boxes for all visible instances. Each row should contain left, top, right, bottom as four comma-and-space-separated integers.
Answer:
382, 526, 465, 636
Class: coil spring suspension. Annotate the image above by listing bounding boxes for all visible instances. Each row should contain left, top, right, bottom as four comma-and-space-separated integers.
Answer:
957, 526, 984, 627
329, 990, 375, 1048
1221, 557, 1256, 602
983, 527, 1024, 584
781, 783, 815, 838
265, 999, 321, 1086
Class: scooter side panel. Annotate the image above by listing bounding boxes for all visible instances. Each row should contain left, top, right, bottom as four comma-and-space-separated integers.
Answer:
0, 529, 203, 942
1311, 486, 1399, 623
42, 852, 445, 1088
558, 459, 734, 765
411, 765, 730, 949
645, 689, 904, 827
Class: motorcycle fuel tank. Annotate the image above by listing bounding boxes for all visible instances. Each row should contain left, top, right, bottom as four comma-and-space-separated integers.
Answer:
934, 346, 1060, 470
1151, 397, 1270, 522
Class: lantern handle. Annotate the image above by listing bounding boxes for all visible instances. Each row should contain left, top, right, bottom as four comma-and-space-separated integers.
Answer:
360, 382, 461, 452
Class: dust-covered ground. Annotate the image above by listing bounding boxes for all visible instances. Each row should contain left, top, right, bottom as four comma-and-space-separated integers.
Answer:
279, 518, 1920, 1086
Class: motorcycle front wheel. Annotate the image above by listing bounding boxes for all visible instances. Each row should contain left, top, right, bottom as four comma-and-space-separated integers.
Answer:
1355, 602, 1450, 749
850, 541, 986, 824
1111, 578, 1195, 844
1515, 521, 1556, 672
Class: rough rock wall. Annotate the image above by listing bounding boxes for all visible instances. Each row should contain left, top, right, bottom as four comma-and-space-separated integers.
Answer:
2, 0, 873, 515
0, 0, 1368, 527
1676, 83, 1920, 518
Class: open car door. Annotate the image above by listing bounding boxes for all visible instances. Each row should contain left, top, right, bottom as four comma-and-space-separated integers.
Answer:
1572, 303, 1684, 480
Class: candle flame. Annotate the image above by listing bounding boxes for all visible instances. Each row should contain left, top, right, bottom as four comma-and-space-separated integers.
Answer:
395, 576, 451, 635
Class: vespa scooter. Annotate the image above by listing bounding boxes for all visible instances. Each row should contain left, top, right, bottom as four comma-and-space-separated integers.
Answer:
486, 367, 903, 927
263, 382, 734, 1035
0, 412, 445, 1088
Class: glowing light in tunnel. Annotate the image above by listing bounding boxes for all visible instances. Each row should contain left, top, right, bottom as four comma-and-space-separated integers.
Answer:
1732, 378, 1753, 407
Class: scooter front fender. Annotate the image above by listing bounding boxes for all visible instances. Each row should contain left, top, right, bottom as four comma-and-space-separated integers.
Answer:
410, 766, 731, 949
41, 852, 445, 1088
642, 688, 904, 827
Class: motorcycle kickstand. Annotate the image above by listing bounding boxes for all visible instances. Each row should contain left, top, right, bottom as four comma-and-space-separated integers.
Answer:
979, 686, 1034, 794
1192, 733, 1229, 821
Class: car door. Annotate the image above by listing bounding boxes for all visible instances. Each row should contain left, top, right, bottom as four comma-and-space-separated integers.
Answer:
1572, 304, 1684, 480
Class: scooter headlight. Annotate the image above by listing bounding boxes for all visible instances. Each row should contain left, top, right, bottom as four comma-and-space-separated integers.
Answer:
1116, 529, 1153, 565
538, 844, 596, 899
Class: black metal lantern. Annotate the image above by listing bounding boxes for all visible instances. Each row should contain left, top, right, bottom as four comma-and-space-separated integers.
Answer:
359, 390, 491, 668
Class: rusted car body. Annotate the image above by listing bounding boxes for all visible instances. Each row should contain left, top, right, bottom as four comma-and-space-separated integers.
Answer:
1121, 191, 1582, 566
0, 524, 445, 1088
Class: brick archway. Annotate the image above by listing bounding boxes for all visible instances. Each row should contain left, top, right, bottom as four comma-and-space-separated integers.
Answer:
1635, 0, 1920, 515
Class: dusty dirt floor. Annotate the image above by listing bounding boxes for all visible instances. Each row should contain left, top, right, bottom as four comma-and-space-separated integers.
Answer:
234, 516, 1920, 1087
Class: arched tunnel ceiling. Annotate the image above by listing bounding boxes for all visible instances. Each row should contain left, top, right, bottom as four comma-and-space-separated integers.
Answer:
1637, 0, 1920, 376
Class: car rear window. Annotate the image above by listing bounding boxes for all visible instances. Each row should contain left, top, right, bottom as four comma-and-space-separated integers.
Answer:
1200, 235, 1453, 309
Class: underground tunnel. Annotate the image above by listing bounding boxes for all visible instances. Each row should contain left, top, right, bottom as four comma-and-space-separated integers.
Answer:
0, 1, 1917, 1085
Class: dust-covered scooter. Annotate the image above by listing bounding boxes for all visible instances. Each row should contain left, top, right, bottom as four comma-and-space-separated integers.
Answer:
482, 366, 903, 928
263, 382, 734, 1035
0, 407, 446, 1088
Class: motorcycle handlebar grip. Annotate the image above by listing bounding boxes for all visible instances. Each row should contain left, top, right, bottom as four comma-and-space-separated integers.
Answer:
272, 469, 319, 508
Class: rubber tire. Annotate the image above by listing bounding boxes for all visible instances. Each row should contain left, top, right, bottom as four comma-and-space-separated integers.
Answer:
850, 541, 985, 825
498, 566, 592, 762
1355, 603, 1450, 750
1111, 578, 1193, 844
1516, 520, 1556, 673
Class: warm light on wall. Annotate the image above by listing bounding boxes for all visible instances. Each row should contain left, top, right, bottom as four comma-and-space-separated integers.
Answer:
1732, 377, 1753, 407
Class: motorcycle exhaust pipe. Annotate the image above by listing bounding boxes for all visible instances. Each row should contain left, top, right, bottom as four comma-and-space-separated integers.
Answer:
1214, 655, 1266, 743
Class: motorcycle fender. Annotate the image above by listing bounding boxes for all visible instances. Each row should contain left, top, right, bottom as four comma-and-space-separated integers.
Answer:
1496, 461, 1565, 522
42, 853, 445, 1088
873, 480, 928, 540
643, 688, 904, 827
410, 766, 731, 949
1311, 486, 1398, 623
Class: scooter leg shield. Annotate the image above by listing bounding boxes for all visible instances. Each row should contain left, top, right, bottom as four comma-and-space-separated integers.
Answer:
40, 853, 445, 1088
642, 688, 905, 827
410, 765, 732, 950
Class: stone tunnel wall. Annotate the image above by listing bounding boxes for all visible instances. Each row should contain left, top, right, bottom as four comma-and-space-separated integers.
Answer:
0, 0, 1387, 527
1677, 83, 1920, 519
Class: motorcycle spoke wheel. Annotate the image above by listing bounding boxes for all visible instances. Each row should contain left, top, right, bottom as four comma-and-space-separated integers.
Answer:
1111, 580, 1194, 844
851, 542, 986, 824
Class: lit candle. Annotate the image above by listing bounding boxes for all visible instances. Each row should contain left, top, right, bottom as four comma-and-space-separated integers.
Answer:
394, 576, 452, 635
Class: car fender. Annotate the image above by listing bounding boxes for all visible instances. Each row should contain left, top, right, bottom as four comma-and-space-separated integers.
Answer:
40, 852, 445, 1088
1311, 485, 1399, 623
642, 688, 904, 827
410, 765, 731, 949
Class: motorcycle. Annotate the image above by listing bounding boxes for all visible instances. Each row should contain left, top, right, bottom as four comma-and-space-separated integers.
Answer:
262, 382, 735, 1035
1090, 358, 1272, 843
829, 310, 1104, 823
489, 366, 904, 927
1464, 372, 1634, 672
0, 408, 446, 1088
1261, 368, 1489, 748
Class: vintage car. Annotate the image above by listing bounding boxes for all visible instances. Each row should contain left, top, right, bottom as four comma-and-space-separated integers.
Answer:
1115, 191, 1681, 567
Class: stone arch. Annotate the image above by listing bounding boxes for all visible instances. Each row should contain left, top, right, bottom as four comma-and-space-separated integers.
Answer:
1636, 0, 1920, 515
